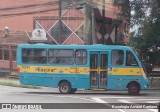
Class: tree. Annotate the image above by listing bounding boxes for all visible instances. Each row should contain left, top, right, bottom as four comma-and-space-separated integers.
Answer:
113, 0, 160, 65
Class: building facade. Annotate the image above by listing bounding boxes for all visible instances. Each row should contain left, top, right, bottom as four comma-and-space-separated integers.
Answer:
0, 0, 129, 72
33, 0, 129, 45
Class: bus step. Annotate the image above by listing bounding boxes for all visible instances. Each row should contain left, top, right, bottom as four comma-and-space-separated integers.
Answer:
91, 88, 106, 91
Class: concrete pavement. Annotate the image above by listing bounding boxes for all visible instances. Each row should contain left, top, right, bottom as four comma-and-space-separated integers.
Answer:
0, 85, 159, 112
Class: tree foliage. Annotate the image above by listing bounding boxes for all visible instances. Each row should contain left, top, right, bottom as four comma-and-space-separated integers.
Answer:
114, 0, 160, 65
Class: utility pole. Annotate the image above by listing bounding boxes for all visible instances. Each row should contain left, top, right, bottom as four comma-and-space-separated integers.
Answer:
102, 0, 105, 44
59, 0, 62, 44
91, 7, 97, 44
83, 0, 100, 44
83, 2, 92, 44
77, 0, 100, 44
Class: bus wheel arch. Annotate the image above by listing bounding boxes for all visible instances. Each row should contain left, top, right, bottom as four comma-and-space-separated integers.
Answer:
71, 88, 77, 93
127, 81, 140, 95
58, 80, 72, 94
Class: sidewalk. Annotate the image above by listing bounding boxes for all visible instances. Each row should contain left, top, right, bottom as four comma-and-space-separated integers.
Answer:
149, 77, 160, 90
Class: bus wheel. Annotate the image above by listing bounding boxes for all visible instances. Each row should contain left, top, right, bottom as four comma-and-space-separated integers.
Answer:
71, 88, 77, 93
128, 83, 140, 95
59, 81, 71, 94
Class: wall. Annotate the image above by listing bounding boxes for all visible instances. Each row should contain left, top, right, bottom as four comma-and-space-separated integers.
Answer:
0, 0, 59, 31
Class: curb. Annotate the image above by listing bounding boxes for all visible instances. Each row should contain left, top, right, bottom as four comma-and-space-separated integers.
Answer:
148, 88, 160, 90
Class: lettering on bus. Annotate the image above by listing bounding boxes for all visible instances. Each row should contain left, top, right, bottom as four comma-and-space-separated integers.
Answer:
69, 67, 81, 74
36, 67, 56, 73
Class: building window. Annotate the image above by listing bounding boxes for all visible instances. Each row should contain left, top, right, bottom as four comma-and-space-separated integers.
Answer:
22, 48, 47, 64
112, 50, 124, 66
48, 21, 72, 44
12, 50, 17, 61
4, 50, 9, 60
0, 47, 9, 60
48, 49, 74, 64
0, 48, 3, 60
75, 49, 87, 65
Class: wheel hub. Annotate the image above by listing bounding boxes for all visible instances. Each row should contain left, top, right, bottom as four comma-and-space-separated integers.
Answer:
132, 86, 137, 92
62, 85, 68, 92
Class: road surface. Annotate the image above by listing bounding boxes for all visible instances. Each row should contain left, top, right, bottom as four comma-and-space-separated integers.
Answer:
0, 85, 159, 112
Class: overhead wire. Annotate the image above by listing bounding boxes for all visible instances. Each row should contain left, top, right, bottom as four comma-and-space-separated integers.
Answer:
0, 1, 59, 19
0, 1, 59, 11
0, 0, 118, 19
0, 8, 60, 18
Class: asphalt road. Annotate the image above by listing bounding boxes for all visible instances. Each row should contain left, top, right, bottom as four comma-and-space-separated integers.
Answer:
0, 85, 159, 112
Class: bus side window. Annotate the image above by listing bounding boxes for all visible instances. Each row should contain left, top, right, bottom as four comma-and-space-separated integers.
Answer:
22, 49, 33, 63
111, 50, 124, 66
126, 50, 138, 66
22, 48, 47, 64
34, 49, 47, 64
75, 49, 87, 65
48, 49, 74, 65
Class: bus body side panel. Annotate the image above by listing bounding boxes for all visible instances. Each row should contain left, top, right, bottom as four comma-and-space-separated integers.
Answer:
106, 47, 149, 91
17, 44, 149, 91
107, 66, 149, 90
107, 75, 148, 90
19, 73, 90, 88
18, 64, 90, 88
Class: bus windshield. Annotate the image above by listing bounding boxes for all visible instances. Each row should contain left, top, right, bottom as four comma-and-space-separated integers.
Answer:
133, 49, 150, 77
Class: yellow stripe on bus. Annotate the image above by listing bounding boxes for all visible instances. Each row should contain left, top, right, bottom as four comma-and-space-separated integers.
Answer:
108, 68, 144, 76
18, 66, 90, 75
18, 66, 144, 76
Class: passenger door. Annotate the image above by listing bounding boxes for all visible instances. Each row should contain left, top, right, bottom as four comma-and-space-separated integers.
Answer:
90, 52, 108, 88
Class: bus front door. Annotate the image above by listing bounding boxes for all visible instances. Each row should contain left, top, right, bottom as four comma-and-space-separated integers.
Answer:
90, 52, 108, 88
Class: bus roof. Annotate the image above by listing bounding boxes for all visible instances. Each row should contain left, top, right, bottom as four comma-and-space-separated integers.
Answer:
17, 44, 132, 50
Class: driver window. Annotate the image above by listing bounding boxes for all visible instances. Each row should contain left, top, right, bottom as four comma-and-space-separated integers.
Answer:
126, 50, 138, 66
112, 50, 124, 66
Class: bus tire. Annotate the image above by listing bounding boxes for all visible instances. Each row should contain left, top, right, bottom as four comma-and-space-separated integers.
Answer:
71, 88, 77, 93
128, 82, 140, 95
59, 81, 72, 94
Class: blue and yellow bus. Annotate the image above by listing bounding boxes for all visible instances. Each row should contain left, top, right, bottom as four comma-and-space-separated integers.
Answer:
17, 44, 149, 95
